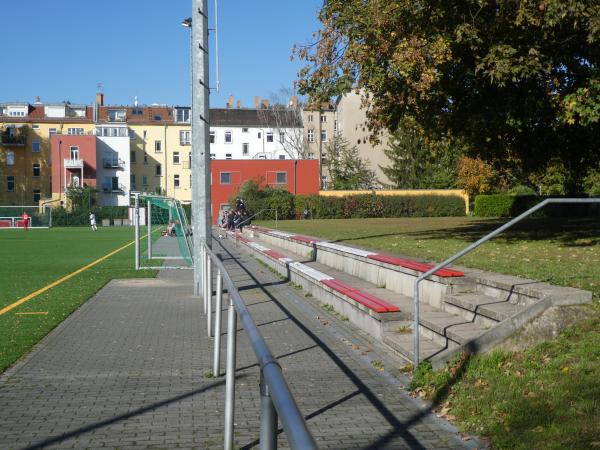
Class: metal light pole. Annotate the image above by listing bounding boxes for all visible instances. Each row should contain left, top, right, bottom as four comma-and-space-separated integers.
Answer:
191, 0, 212, 296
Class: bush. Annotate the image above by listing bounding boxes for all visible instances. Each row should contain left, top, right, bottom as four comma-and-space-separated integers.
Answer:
474, 195, 600, 218
583, 166, 600, 197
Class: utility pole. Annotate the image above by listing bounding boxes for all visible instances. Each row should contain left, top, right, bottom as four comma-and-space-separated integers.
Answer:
191, 0, 211, 296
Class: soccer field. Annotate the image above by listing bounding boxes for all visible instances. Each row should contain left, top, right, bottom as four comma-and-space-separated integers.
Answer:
0, 227, 158, 373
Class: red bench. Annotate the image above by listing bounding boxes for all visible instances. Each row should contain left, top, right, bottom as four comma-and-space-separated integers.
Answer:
367, 254, 464, 277
321, 279, 400, 313
290, 235, 318, 244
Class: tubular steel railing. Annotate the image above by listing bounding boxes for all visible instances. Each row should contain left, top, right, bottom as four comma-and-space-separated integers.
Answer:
412, 198, 600, 369
201, 241, 317, 450
232, 208, 278, 231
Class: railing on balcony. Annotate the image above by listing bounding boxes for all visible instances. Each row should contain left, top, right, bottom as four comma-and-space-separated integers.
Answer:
0, 134, 26, 146
103, 158, 126, 169
102, 182, 127, 194
64, 159, 84, 168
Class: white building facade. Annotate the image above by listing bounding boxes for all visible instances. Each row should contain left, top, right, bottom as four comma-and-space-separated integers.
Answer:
95, 125, 131, 206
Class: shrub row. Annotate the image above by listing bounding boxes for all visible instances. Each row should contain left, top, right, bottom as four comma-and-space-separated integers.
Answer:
231, 191, 466, 220
474, 195, 600, 217
52, 206, 129, 226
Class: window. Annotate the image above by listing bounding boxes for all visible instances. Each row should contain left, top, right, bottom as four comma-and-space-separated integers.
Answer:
32, 163, 40, 177
307, 114, 313, 122
242, 127, 249, 133
7, 176, 15, 192
33, 189, 41, 203
307, 130, 314, 143
130, 151, 136, 163
279, 132, 285, 142
132, 107, 143, 115
334, 120, 338, 133
321, 130, 327, 142
266, 132, 274, 142
174, 174, 180, 188
173, 151, 180, 164
107, 109, 126, 122
242, 143, 249, 155
68, 128, 84, 135
209, 131, 215, 143
220, 172, 231, 184
320, 114, 327, 123
224, 131, 232, 144
7, 151, 15, 166
48, 128, 57, 137
142, 175, 148, 186
308, 152, 315, 159
32, 124, 40, 130
278, 155, 286, 160
210, 153, 215, 159
276, 172, 287, 184
153, 115, 162, 121
258, 131, 262, 139
70, 146, 79, 160
130, 174, 136, 186
176, 108, 190, 123
154, 140, 162, 152
179, 130, 191, 145
143, 130, 147, 139
32, 141, 41, 153
155, 164, 162, 176
143, 153, 148, 164
225, 153, 232, 160
129, 129, 136, 139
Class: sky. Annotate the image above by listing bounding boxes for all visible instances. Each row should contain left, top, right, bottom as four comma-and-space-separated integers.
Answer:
1, 0, 323, 108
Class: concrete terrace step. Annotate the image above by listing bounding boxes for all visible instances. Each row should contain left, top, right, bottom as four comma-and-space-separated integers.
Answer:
445, 292, 525, 323
383, 331, 446, 362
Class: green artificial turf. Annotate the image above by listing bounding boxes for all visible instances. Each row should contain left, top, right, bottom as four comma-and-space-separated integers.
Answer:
0, 227, 158, 373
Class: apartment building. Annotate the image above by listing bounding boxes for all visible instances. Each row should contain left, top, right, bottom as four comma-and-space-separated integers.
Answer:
301, 102, 336, 188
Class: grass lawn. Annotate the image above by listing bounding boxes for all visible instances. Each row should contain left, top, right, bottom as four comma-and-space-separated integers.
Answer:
0, 227, 158, 373
258, 217, 600, 449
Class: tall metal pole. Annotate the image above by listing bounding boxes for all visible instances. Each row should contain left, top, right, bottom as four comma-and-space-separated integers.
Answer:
147, 199, 152, 259
192, 0, 212, 296
134, 193, 140, 270
213, 270, 223, 376
224, 298, 237, 450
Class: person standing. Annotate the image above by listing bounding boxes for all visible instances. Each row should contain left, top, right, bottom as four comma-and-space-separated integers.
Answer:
21, 211, 30, 231
89, 212, 97, 231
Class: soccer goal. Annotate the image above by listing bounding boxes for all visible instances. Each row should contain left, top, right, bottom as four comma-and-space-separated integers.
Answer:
132, 193, 193, 270
0, 205, 52, 229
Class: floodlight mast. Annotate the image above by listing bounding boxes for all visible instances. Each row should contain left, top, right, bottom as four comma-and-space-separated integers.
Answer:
191, 0, 212, 296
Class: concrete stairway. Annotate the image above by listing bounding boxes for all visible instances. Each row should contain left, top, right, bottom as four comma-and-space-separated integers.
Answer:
228, 226, 593, 368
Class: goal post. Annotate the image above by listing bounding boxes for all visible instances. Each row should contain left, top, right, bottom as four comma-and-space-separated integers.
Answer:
0, 205, 52, 229
132, 193, 193, 270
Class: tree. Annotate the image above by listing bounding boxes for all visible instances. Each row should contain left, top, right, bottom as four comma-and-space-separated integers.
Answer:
257, 88, 308, 159
381, 119, 461, 189
325, 136, 378, 189
66, 185, 96, 211
295, 0, 600, 183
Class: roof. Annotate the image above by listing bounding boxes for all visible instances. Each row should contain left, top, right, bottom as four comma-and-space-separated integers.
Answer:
210, 108, 302, 128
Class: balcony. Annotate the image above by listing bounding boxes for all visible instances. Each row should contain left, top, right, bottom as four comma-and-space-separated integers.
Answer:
102, 182, 127, 194
0, 133, 26, 146
103, 158, 126, 169
64, 159, 84, 169
106, 110, 127, 123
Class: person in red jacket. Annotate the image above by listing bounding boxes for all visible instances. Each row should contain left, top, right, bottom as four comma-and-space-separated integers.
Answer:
21, 211, 30, 231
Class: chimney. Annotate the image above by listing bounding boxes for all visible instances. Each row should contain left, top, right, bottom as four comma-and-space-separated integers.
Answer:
290, 96, 298, 108
236, 100, 241, 109
227, 95, 234, 108
261, 99, 269, 109
254, 96, 260, 109
34, 96, 41, 104
96, 92, 104, 106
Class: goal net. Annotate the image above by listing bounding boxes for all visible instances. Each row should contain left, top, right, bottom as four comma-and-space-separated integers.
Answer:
0, 205, 52, 229
135, 195, 193, 269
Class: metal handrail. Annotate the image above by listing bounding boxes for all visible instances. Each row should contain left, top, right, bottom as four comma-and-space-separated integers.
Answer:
232, 208, 278, 230
202, 241, 317, 450
412, 198, 600, 369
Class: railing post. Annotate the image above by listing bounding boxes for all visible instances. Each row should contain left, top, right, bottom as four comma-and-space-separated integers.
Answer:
206, 256, 213, 338
413, 281, 420, 369
275, 209, 278, 230
147, 199, 152, 259
202, 246, 207, 314
224, 297, 237, 450
260, 371, 278, 450
213, 269, 223, 377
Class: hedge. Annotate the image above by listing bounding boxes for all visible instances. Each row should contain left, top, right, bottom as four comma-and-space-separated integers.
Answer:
293, 194, 465, 219
474, 195, 600, 218
52, 206, 129, 226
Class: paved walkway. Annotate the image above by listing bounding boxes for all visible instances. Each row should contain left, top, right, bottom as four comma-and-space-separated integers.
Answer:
0, 236, 479, 449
